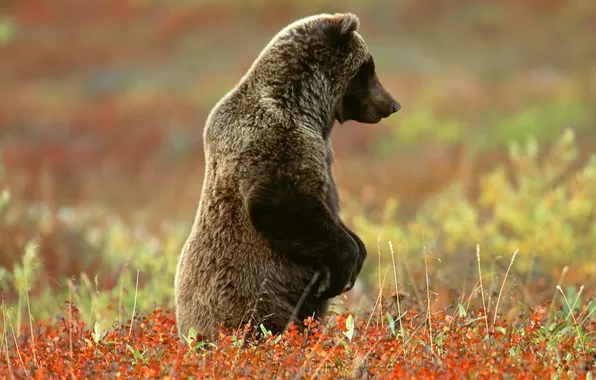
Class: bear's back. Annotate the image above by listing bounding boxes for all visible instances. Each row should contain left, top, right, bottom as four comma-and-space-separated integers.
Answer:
175, 88, 329, 337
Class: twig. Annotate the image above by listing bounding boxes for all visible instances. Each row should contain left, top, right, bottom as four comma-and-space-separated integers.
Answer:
523, 249, 537, 304
476, 245, 490, 340
556, 285, 585, 351
547, 265, 568, 323
389, 241, 404, 342
365, 265, 390, 330
564, 285, 584, 322
23, 246, 38, 369
129, 269, 140, 338
493, 249, 518, 328
377, 236, 383, 328
423, 242, 433, 356
2, 291, 18, 380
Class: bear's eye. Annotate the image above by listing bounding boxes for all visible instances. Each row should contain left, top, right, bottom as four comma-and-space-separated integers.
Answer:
359, 56, 375, 77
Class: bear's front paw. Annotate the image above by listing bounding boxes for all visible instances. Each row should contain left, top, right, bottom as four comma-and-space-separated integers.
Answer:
348, 236, 367, 290
316, 265, 353, 300
314, 266, 331, 298
342, 278, 356, 293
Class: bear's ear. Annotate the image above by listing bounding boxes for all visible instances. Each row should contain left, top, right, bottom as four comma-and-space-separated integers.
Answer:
332, 13, 359, 37
320, 13, 359, 45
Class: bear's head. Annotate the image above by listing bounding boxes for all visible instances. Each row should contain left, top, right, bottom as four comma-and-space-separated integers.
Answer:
336, 53, 401, 124
311, 13, 401, 124
248, 13, 400, 126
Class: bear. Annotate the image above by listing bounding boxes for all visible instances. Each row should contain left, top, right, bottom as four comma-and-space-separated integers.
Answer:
174, 12, 401, 341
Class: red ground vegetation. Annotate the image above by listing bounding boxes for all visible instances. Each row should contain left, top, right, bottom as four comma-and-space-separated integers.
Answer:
2, 298, 594, 378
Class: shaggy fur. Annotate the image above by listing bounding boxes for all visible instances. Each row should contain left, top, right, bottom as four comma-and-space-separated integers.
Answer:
174, 12, 400, 340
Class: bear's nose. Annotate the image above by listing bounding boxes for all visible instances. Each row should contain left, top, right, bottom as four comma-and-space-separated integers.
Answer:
391, 101, 401, 113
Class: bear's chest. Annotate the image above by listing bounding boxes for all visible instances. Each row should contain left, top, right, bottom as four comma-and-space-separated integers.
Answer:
324, 143, 340, 215
325, 143, 334, 166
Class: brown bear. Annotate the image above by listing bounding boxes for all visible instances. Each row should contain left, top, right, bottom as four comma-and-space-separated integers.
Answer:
174, 12, 400, 340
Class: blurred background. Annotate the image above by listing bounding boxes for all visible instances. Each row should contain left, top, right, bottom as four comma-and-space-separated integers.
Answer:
1, 0, 595, 326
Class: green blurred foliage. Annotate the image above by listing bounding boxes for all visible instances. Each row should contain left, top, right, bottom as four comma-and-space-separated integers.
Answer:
392, 107, 467, 146
353, 128, 596, 289
2, 129, 596, 331
0, 18, 16, 44
490, 100, 592, 149
375, 98, 594, 156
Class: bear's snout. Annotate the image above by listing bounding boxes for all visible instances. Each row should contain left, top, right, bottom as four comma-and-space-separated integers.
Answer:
378, 99, 401, 118
375, 93, 401, 119
369, 77, 401, 120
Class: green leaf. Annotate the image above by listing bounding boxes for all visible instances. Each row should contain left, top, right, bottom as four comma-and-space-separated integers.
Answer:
458, 303, 467, 318
0, 18, 16, 44
182, 327, 198, 346
386, 312, 396, 336
260, 323, 272, 336
343, 314, 355, 342
548, 321, 567, 335
0, 188, 9, 207
92, 321, 103, 343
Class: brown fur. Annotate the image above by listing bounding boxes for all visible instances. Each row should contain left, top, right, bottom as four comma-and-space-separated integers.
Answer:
174, 13, 400, 340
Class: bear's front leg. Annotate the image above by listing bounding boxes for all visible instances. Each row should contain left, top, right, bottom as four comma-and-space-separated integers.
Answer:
314, 226, 366, 299
341, 224, 367, 293
315, 266, 331, 297
314, 234, 361, 300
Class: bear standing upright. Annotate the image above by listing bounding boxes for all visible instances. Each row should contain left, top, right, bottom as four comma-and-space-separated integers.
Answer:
174, 12, 400, 340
